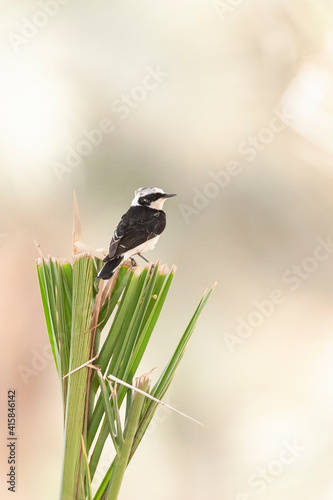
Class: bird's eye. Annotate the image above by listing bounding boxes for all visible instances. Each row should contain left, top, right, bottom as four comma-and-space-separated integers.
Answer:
147, 194, 158, 201
139, 193, 159, 205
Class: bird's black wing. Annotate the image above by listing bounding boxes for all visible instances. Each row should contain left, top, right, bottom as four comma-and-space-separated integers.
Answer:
104, 206, 166, 261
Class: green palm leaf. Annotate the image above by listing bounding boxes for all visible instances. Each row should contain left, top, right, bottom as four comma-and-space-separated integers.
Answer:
36, 198, 214, 500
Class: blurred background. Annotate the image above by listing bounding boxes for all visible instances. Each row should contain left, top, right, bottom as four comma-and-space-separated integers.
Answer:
1, 0, 333, 499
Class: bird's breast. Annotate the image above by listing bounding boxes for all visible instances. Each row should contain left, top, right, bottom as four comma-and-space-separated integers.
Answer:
140, 235, 160, 252
122, 235, 160, 261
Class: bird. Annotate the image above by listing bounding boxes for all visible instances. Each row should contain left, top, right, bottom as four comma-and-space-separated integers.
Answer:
96, 187, 176, 280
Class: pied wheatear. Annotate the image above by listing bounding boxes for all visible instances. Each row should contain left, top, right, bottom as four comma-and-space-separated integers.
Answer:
97, 187, 176, 280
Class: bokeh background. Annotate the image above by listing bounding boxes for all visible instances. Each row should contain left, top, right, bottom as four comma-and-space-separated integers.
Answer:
1, 0, 333, 499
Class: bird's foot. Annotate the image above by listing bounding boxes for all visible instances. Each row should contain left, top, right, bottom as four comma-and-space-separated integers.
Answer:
129, 257, 137, 267
138, 253, 149, 263
149, 263, 155, 275
137, 253, 155, 274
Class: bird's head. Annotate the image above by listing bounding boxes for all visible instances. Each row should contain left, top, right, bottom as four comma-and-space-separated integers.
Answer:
131, 187, 176, 210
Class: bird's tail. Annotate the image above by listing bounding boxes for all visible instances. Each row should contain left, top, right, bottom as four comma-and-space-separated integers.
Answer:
96, 256, 123, 280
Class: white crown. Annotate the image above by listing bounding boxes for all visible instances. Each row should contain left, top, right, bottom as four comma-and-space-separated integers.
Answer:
134, 187, 165, 197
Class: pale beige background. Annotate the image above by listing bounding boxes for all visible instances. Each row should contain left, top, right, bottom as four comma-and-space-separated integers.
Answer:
1, 1, 333, 499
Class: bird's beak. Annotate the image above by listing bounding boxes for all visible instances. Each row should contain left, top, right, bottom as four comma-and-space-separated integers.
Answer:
163, 193, 177, 198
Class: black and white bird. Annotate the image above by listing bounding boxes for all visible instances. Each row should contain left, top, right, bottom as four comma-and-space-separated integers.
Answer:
96, 187, 176, 280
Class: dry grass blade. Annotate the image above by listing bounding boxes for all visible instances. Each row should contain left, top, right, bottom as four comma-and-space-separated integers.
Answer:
107, 374, 204, 427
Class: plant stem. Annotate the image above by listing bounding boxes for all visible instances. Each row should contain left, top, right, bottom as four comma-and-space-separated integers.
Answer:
60, 257, 94, 500
106, 377, 149, 500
